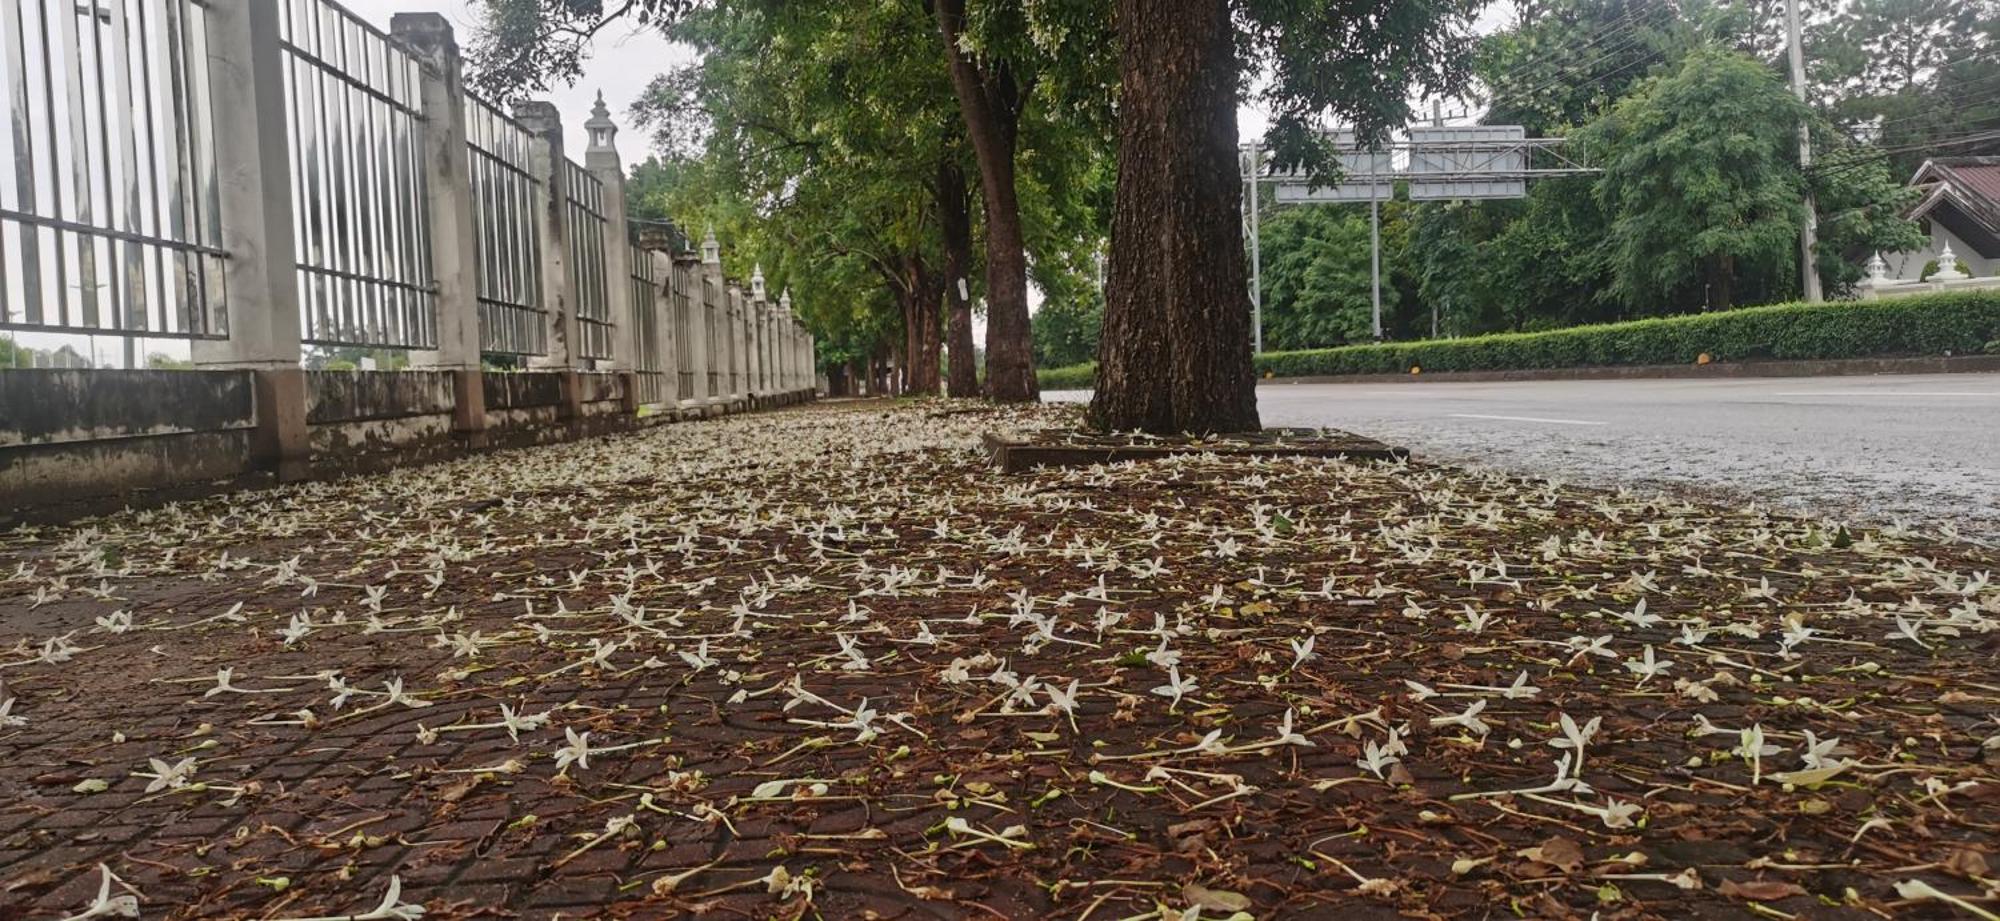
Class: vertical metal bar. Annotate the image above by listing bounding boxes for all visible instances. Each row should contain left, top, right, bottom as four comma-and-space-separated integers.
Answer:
57, 0, 96, 326
135, 0, 172, 336
311, 0, 338, 342
185, 0, 221, 334
3, 0, 43, 324
108, 0, 150, 342
364, 27, 386, 344
358, 21, 380, 343
168, 0, 199, 332
86, 0, 128, 340
388, 47, 407, 345
326, 4, 349, 343
281, 1, 307, 340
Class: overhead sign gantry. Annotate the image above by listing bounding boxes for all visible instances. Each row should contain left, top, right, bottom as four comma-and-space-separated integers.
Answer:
1242, 128, 1599, 346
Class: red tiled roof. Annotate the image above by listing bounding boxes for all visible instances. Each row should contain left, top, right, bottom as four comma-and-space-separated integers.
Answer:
1909, 157, 2000, 236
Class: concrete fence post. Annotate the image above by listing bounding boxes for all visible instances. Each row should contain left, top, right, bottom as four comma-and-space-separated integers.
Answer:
788, 320, 804, 392
698, 228, 724, 409
677, 254, 708, 412
749, 264, 768, 396
393, 13, 487, 446
727, 283, 748, 404
769, 307, 782, 393
514, 102, 579, 377
193, 1, 308, 480
664, 252, 688, 410
779, 288, 796, 392
583, 94, 636, 375
789, 316, 803, 392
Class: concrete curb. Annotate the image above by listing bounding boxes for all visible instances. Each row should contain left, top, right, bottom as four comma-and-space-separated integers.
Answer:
1256, 354, 2000, 387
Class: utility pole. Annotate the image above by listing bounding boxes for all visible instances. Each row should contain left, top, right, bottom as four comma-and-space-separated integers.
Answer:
1245, 142, 1264, 353
1786, 0, 1822, 302
1369, 184, 1382, 341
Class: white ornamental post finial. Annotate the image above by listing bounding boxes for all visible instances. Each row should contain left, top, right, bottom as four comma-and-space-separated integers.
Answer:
1865, 252, 1886, 282
701, 225, 720, 266
751, 263, 767, 300
780, 287, 793, 313
1933, 242, 1968, 281
584, 90, 616, 154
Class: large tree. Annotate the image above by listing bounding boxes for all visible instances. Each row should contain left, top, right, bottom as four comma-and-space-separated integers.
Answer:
1584, 49, 1810, 310
1088, 0, 1477, 432
926, 1, 1115, 402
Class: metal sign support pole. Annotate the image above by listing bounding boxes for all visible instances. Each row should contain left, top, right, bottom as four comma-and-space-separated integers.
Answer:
1246, 143, 1263, 354
1370, 187, 1383, 341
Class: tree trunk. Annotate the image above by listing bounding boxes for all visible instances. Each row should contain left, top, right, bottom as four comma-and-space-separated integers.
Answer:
896, 257, 944, 396
1088, 0, 1261, 433
939, 158, 980, 398
934, 0, 1037, 402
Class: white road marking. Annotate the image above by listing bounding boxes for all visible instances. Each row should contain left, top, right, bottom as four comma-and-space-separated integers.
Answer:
1448, 413, 1607, 426
1766, 391, 1998, 398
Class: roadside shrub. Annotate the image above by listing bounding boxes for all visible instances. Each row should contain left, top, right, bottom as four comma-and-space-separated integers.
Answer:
1257, 290, 2000, 378
1037, 362, 1097, 390
1035, 290, 2000, 389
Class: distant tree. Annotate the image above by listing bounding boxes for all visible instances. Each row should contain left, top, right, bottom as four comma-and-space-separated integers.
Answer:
1031, 290, 1102, 368
1256, 206, 1389, 350
1584, 49, 1810, 310
1810, 146, 1927, 294
624, 157, 685, 224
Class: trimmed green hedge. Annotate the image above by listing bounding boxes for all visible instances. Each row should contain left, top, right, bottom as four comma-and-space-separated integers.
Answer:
1038, 362, 1098, 390
1036, 290, 2000, 388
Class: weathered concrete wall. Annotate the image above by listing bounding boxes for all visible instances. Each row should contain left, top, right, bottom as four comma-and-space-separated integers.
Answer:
1, 370, 259, 513
308, 371, 456, 423
0, 370, 254, 447
306, 371, 459, 460
1, 367, 817, 522
485, 372, 565, 410
0, 431, 254, 512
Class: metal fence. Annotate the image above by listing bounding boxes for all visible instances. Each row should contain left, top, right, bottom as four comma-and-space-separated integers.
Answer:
565, 160, 611, 362
673, 260, 696, 401
277, 0, 435, 350
628, 241, 667, 404
0, 0, 227, 341
465, 93, 544, 357
2, 0, 811, 384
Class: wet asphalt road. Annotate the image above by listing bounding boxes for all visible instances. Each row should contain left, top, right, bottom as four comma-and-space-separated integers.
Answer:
1048, 372, 2000, 541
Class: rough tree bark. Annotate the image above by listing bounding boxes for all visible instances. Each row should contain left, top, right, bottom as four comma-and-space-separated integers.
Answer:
1088, 0, 1261, 433
893, 254, 945, 395
938, 157, 980, 398
933, 0, 1036, 402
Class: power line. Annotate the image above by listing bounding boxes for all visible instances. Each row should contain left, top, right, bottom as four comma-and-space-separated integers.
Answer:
1480, 4, 1680, 108
1479, 3, 1674, 94
1865, 82, 2000, 131
1808, 128, 2000, 182
1484, 6, 1677, 109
